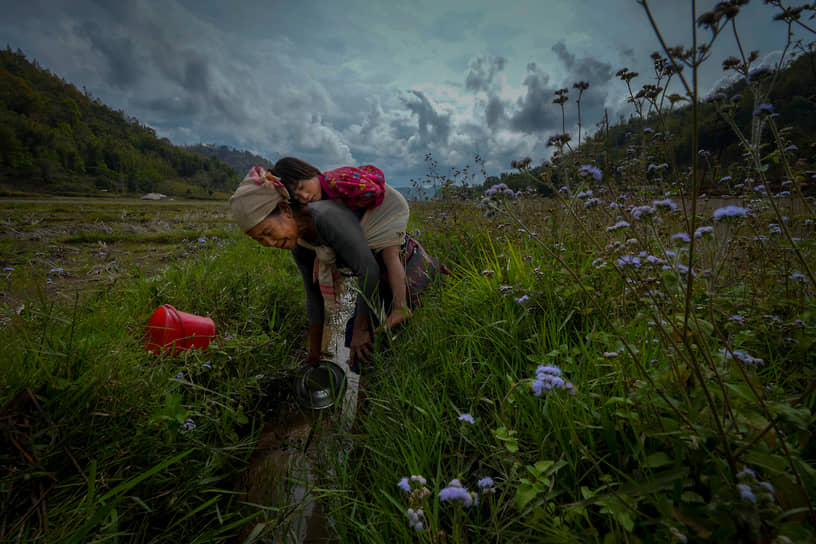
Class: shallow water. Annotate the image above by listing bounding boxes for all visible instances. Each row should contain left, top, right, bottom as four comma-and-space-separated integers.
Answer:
236, 284, 358, 543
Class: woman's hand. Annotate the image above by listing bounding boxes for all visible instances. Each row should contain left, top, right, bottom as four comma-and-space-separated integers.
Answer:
349, 313, 373, 365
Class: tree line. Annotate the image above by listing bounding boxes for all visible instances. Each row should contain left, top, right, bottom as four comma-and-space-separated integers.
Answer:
0, 47, 239, 197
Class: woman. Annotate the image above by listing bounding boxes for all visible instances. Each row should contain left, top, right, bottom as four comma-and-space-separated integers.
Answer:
229, 166, 411, 368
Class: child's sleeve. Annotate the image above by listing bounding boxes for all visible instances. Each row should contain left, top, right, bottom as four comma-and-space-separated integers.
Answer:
321, 165, 386, 209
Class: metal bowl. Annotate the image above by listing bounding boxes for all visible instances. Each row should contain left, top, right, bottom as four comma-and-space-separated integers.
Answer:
295, 360, 346, 410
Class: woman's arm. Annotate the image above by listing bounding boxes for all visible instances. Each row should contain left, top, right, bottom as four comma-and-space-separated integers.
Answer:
292, 244, 325, 365
310, 201, 381, 319
310, 201, 381, 364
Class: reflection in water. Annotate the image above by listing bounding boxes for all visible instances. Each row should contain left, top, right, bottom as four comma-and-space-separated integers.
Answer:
236, 281, 357, 542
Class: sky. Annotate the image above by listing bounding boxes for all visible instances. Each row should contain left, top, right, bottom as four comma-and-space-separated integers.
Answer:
0, 0, 804, 188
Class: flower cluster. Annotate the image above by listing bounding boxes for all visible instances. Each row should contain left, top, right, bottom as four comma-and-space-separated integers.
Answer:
630, 205, 656, 221
719, 348, 764, 367
606, 220, 630, 232
652, 198, 678, 212
181, 418, 196, 431
531, 365, 575, 396
477, 477, 496, 494
405, 508, 425, 531
736, 467, 776, 505
438, 479, 478, 508
578, 164, 602, 181
713, 205, 748, 221
458, 413, 475, 424
484, 183, 515, 198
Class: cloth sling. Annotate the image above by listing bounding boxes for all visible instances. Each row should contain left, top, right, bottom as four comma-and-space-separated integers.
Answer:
298, 184, 409, 309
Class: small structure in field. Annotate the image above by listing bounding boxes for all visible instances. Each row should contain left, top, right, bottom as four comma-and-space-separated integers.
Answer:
140, 193, 172, 201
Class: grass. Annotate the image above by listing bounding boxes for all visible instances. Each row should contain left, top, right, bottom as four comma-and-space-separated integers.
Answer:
3, 4, 816, 542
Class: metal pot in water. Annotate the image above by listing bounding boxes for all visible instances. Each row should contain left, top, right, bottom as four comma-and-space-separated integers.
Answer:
295, 360, 346, 410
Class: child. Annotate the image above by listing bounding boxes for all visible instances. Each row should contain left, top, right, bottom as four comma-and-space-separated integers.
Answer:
274, 156, 411, 331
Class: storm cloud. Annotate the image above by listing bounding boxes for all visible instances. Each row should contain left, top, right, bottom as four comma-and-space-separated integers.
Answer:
0, 0, 793, 186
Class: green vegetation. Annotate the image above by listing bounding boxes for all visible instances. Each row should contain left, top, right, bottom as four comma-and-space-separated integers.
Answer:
183, 144, 275, 179
2, 1, 816, 542
0, 48, 239, 198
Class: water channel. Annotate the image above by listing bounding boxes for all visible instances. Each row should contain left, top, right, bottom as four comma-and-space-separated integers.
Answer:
236, 285, 359, 543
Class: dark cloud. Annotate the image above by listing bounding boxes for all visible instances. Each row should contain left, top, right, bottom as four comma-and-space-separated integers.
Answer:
401, 90, 451, 145
465, 55, 506, 93
78, 20, 143, 88
509, 63, 559, 134
552, 40, 613, 87
484, 95, 505, 129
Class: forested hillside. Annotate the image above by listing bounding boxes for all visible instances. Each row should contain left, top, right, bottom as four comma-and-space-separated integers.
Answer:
0, 47, 239, 198
484, 50, 816, 196
183, 144, 274, 177
586, 49, 816, 193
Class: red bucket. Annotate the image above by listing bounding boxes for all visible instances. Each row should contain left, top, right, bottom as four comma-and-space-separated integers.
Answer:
145, 304, 215, 355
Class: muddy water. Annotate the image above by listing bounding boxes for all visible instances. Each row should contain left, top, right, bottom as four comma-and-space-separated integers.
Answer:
236, 285, 358, 543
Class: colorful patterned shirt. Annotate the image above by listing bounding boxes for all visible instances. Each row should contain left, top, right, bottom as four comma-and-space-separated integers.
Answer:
319, 165, 386, 210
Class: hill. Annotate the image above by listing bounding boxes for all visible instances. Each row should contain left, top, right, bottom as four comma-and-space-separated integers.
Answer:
0, 47, 239, 198
585, 50, 816, 192
481, 51, 816, 197
183, 144, 274, 178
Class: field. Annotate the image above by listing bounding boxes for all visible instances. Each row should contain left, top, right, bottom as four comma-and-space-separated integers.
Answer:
3, 4, 816, 541
1, 179, 814, 543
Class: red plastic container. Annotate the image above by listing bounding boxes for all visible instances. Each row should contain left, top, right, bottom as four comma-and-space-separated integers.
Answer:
145, 304, 215, 355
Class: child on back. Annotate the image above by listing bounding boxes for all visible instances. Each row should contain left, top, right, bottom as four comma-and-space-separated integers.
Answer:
274, 156, 410, 331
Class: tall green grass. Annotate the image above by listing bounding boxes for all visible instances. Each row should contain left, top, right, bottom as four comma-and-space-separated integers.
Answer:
1, 232, 310, 542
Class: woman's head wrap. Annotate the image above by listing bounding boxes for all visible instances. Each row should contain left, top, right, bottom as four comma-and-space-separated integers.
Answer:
229, 166, 291, 232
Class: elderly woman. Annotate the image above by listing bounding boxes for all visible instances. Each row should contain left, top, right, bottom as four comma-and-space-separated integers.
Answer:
229, 166, 411, 367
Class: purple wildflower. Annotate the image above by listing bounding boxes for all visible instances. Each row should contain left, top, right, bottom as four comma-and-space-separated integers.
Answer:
406, 508, 425, 531
719, 348, 764, 366
458, 413, 475, 424
713, 205, 748, 221
616, 255, 641, 268
438, 479, 475, 508
671, 232, 691, 243
477, 477, 495, 488
606, 220, 630, 232
532, 364, 574, 396
746, 66, 771, 83
630, 205, 655, 220
579, 165, 602, 181
181, 418, 196, 431
694, 226, 714, 238
737, 483, 757, 503
397, 477, 412, 493
653, 198, 677, 211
